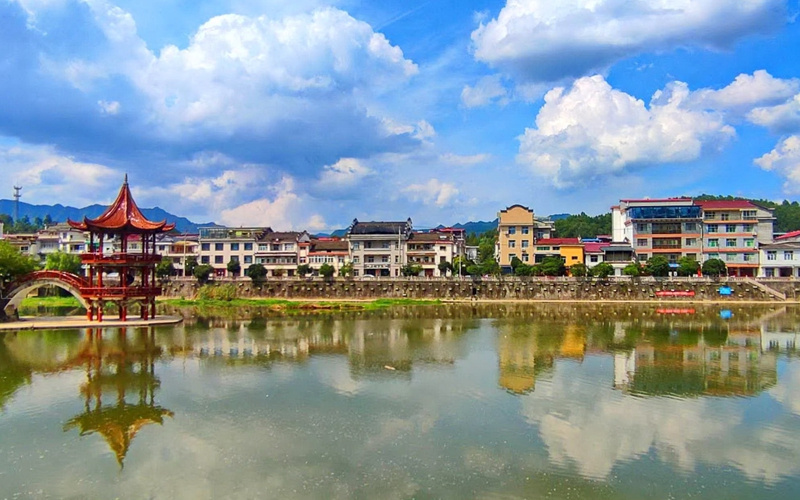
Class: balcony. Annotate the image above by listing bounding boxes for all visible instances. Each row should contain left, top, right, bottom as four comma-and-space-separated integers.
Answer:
80, 286, 162, 298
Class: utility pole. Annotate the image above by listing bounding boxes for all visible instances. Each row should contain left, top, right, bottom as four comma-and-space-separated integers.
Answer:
13, 186, 22, 223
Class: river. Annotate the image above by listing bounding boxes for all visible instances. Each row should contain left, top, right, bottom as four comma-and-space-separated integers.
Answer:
2, 304, 800, 499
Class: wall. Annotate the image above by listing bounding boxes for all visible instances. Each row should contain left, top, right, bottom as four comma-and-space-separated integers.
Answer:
161, 277, 792, 302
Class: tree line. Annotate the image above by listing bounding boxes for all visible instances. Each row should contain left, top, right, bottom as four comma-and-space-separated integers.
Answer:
0, 214, 55, 234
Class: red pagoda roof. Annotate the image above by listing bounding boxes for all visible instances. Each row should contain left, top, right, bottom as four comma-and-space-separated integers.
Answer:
68, 176, 175, 234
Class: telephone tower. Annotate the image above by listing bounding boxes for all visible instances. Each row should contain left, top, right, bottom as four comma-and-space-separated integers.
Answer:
13, 186, 22, 223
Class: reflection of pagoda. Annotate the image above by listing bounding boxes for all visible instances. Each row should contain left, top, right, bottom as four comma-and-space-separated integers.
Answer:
68, 176, 175, 321
64, 329, 173, 467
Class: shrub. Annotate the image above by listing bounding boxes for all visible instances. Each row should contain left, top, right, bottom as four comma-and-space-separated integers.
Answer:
193, 264, 213, 284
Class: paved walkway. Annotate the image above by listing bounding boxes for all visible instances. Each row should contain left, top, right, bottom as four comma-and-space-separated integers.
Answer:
0, 315, 183, 331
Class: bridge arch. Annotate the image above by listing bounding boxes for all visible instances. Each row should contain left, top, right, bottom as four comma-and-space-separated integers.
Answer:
3, 271, 89, 316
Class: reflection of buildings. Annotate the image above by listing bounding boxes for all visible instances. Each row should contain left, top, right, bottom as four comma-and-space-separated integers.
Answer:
63, 329, 173, 467
496, 324, 585, 395
614, 338, 777, 397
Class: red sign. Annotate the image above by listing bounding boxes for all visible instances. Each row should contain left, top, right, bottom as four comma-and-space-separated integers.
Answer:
655, 290, 695, 297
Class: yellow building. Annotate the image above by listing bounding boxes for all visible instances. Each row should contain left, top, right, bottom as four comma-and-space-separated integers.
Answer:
533, 238, 585, 273
497, 205, 554, 271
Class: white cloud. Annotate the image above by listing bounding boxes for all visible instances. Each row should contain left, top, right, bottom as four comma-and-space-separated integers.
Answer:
461, 75, 509, 108
0, 140, 119, 207
690, 70, 800, 116
317, 158, 371, 188
754, 135, 800, 194
517, 75, 734, 188
97, 99, 120, 115
439, 153, 490, 166
748, 94, 800, 133
220, 176, 325, 230
471, 0, 785, 83
401, 179, 459, 207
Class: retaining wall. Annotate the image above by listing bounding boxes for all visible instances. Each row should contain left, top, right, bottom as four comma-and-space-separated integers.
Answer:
161, 278, 792, 302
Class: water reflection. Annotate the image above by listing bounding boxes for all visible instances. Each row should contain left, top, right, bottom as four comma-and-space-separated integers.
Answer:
2, 304, 800, 498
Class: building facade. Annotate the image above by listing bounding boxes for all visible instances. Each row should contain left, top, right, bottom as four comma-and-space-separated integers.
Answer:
346, 219, 412, 277
497, 205, 554, 271
406, 231, 456, 277
255, 231, 311, 277
198, 227, 266, 277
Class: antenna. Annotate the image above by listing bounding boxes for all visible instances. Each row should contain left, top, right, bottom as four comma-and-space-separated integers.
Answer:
13, 186, 22, 223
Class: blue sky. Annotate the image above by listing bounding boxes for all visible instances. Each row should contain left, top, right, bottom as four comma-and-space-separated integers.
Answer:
1, 0, 800, 230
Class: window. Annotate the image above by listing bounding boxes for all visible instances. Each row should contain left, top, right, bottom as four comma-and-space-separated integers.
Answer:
765, 268, 775, 277
509, 253, 517, 261
284, 243, 295, 251
522, 253, 529, 262
507, 227, 516, 235
230, 255, 239, 262
244, 256, 252, 264
721, 213, 730, 221
706, 225, 718, 233
685, 223, 697, 231
637, 254, 648, 261
395, 255, 399, 263
201, 256, 209, 264
522, 227, 530, 235
590, 255, 598, 263
743, 210, 757, 220
767, 251, 776, 261
367, 256, 374, 263
214, 243, 223, 251
685, 238, 696, 246
708, 239, 718, 248
636, 223, 648, 232
745, 239, 754, 247
508, 240, 516, 248
537, 246, 549, 251
382, 256, 389, 263
708, 253, 719, 259
440, 246, 446, 251
726, 238, 736, 247
244, 243, 252, 251
353, 256, 360, 263
201, 243, 210, 251
743, 253, 751, 262
785, 251, 794, 260
725, 253, 736, 262
352, 242, 360, 250
637, 239, 647, 247
230, 243, 239, 251
214, 256, 223, 264
743, 224, 754, 232
521, 240, 529, 248
726, 224, 736, 233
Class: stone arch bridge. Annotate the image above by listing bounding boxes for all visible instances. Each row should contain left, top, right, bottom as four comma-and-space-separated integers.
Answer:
2, 270, 89, 316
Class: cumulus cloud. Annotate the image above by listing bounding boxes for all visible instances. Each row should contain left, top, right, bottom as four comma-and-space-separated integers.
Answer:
471, 0, 786, 83
439, 153, 490, 166
401, 179, 459, 207
317, 158, 372, 188
220, 176, 325, 230
754, 135, 800, 194
517, 75, 734, 188
461, 75, 509, 108
748, 94, 800, 133
97, 100, 120, 115
690, 70, 800, 116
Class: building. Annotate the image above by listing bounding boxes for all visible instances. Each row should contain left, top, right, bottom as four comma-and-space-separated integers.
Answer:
406, 231, 456, 277
533, 237, 584, 269
199, 227, 267, 277
612, 198, 702, 265
697, 200, 774, 277
255, 231, 311, 277
307, 238, 349, 275
346, 219, 412, 277
155, 234, 199, 277
758, 241, 800, 278
497, 205, 554, 271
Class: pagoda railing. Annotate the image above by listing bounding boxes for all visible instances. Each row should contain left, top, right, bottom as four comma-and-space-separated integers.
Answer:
79, 286, 163, 298
80, 252, 162, 265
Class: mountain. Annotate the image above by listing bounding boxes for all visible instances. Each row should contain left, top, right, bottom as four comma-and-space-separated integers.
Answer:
0, 200, 212, 233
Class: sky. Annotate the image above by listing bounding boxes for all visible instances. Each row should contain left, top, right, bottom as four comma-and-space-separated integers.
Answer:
1, 0, 800, 230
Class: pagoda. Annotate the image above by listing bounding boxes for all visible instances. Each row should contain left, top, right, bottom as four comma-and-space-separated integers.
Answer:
69, 176, 175, 321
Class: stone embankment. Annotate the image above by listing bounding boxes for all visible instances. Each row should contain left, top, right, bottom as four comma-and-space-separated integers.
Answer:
161, 277, 800, 302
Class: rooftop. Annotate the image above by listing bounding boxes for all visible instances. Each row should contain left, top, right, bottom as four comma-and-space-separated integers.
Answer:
348, 218, 412, 236
695, 200, 756, 210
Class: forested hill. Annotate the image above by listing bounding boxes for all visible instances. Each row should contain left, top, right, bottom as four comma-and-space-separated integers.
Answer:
693, 195, 800, 233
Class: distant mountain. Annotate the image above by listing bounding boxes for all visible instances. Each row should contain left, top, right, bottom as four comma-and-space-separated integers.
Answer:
0, 200, 212, 233
548, 213, 571, 221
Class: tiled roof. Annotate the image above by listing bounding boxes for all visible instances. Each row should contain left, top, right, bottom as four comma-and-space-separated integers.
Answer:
583, 242, 610, 253
311, 240, 348, 252
536, 238, 581, 245
408, 232, 454, 242
695, 200, 756, 209
258, 231, 302, 242
349, 220, 410, 235
776, 230, 800, 241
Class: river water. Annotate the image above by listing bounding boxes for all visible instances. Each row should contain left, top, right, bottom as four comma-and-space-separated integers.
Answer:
2, 304, 800, 499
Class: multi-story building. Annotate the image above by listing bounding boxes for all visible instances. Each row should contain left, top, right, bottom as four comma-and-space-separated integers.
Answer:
759, 241, 800, 278
406, 231, 456, 277
612, 198, 702, 266
199, 227, 267, 277
497, 205, 554, 272
255, 231, 311, 277
155, 234, 200, 277
346, 219, 412, 277
532, 238, 584, 268
697, 200, 774, 277
307, 238, 349, 275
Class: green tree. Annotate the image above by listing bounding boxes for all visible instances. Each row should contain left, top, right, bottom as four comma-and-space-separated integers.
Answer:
43, 214, 53, 226
515, 264, 534, 276
677, 256, 700, 277
0, 240, 39, 288
193, 264, 213, 284
644, 255, 671, 277
702, 258, 727, 277
622, 263, 642, 277
570, 262, 588, 277
319, 263, 335, 280
297, 263, 312, 277
44, 251, 83, 275
591, 262, 615, 279
184, 256, 198, 277
437, 261, 453, 277
339, 262, 354, 278
554, 212, 612, 238
227, 258, 241, 277
245, 263, 267, 282
540, 256, 566, 276
401, 264, 423, 277
510, 256, 522, 272
155, 258, 175, 279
